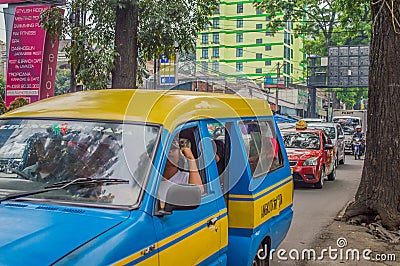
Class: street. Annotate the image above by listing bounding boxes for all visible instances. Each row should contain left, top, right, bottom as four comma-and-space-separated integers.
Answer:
271, 156, 364, 265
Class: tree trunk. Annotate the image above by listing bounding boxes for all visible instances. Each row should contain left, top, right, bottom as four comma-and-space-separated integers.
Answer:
112, 0, 138, 89
344, 0, 400, 230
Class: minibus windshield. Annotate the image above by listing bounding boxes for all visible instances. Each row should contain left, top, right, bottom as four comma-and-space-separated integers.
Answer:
0, 119, 159, 207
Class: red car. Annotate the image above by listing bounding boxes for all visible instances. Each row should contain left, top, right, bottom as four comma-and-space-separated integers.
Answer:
281, 128, 335, 188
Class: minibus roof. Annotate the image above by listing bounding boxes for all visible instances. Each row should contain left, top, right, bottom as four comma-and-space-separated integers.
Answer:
3, 89, 273, 131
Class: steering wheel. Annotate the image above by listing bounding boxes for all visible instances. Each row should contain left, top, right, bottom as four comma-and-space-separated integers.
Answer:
10, 168, 32, 180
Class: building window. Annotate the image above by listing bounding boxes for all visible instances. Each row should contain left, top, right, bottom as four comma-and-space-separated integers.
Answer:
284, 32, 290, 45
285, 20, 291, 30
202, 33, 208, 44
265, 61, 271, 66
265, 30, 272, 36
212, 47, 219, 58
256, 53, 262, 59
256, 9, 263, 15
212, 33, 219, 44
237, 3, 243, 13
256, 24, 262, 29
291, 48, 293, 59
266, 16, 271, 21
236, 33, 243, 43
201, 47, 208, 59
237, 18, 243, 28
265, 45, 272, 51
213, 4, 220, 14
236, 62, 243, 72
204, 23, 209, 30
236, 47, 243, 57
256, 38, 263, 44
291, 35, 294, 45
256, 68, 262, 73
212, 61, 219, 72
213, 18, 220, 29
202, 62, 208, 73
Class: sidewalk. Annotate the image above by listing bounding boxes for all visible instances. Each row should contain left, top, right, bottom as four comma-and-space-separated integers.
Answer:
271, 158, 399, 265
305, 216, 399, 265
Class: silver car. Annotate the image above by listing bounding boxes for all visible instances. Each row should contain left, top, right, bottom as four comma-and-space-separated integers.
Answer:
306, 122, 346, 166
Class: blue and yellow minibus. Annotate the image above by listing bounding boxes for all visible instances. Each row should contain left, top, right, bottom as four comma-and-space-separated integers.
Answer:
0, 89, 293, 265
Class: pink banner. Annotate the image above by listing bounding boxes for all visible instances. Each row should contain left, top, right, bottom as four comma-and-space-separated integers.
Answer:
40, 9, 64, 100
0, 1, 66, 4
5, 4, 50, 106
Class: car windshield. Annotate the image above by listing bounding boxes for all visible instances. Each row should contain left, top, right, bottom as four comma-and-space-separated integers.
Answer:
0, 119, 159, 207
333, 118, 359, 134
307, 126, 335, 140
282, 132, 320, 150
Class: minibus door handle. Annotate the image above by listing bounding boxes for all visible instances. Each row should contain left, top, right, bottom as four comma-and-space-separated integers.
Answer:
207, 217, 218, 232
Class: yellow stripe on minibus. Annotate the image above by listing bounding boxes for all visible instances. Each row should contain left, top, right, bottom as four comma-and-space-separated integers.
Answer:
228, 180, 293, 229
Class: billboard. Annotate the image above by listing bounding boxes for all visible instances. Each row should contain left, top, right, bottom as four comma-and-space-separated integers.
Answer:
327, 46, 369, 88
5, 4, 61, 105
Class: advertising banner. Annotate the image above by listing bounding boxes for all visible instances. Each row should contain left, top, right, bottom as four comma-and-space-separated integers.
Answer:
40, 9, 64, 100
5, 4, 50, 106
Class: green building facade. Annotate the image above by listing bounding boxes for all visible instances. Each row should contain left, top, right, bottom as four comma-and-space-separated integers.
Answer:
196, 0, 306, 90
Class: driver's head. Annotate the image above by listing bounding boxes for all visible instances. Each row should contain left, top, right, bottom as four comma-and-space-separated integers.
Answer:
34, 137, 62, 168
355, 125, 362, 132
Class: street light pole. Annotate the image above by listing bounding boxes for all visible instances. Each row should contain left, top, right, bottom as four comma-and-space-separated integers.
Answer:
275, 62, 280, 114
275, 62, 285, 114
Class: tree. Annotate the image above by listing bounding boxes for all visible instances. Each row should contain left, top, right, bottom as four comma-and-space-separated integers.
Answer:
0, 95, 6, 115
55, 69, 71, 96
342, 0, 400, 230
0, 77, 5, 99
256, 0, 370, 112
41, 1, 116, 91
333, 88, 368, 109
41, 0, 218, 90
8, 98, 29, 111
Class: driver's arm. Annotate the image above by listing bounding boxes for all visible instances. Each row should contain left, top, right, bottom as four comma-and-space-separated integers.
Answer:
181, 147, 204, 194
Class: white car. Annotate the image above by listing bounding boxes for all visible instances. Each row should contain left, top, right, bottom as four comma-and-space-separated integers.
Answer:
306, 122, 346, 166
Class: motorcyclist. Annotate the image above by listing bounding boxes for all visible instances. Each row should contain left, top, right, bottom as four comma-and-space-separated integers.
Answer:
352, 125, 365, 155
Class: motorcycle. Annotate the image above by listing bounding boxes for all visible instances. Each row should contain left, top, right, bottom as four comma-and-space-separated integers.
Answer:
352, 137, 362, 160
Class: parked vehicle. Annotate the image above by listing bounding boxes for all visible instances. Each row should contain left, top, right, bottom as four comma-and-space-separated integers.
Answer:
281, 121, 335, 189
306, 122, 346, 166
0, 89, 293, 265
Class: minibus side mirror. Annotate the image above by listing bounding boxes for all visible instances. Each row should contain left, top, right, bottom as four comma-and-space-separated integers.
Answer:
157, 184, 201, 216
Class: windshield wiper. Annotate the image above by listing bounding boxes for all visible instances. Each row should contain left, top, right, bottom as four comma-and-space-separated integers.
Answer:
0, 177, 129, 203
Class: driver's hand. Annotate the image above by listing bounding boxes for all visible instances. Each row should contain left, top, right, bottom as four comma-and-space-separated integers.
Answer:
181, 147, 195, 160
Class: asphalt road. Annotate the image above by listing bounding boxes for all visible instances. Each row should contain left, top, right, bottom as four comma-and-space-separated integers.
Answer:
270, 156, 364, 265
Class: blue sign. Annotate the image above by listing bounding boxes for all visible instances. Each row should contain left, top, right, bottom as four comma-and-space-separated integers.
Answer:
160, 54, 169, 64
160, 76, 175, 85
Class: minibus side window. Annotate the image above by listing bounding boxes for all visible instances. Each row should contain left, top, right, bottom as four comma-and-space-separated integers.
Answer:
266, 120, 284, 172
206, 122, 231, 194
238, 120, 283, 178
157, 127, 208, 206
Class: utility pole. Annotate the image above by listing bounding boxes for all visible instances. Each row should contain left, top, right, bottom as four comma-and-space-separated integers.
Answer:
275, 62, 280, 114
